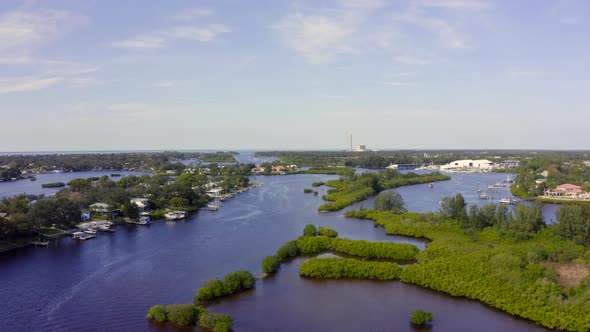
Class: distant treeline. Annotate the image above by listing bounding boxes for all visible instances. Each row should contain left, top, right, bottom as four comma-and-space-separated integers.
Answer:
0, 151, 240, 178
254, 150, 590, 168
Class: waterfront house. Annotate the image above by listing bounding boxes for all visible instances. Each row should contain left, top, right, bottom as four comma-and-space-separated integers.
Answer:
89, 203, 120, 218
272, 165, 287, 174
544, 184, 584, 197
206, 187, 224, 197
130, 198, 151, 212
252, 165, 266, 174
89, 203, 110, 215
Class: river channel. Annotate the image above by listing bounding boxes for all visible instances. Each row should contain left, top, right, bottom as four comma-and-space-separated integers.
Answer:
0, 169, 551, 331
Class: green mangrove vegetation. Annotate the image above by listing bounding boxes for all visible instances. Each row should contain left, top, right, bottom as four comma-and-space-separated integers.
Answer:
373, 190, 406, 213
262, 255, 281, 273
410, 309, 433, 325
147, 269, 255, 331
318, 169, 450, 212
299, 257, 402, 280
194, 270, 256, 304
296, 236, 418, 260
300, 167, 355, 177
146, 304, 233, 331
41, 182, 65, 188
345, 201, 590, 332
318, 226, 338, 238
303, 224, 318, 236
261, 225, 418, 278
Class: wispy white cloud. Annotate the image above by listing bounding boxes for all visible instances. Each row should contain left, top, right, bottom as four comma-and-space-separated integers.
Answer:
394, 55, 433, 65
69, 77, 104, 87
165, 24, 230, 41
274, 11, 356, 64
382, 81, 417, 87
172, 8, 213, 21
507, 67, 544, 79
415, 0, 492, 10
113, 23, 229, 50
112, 36, 166, 49
0, 76, 63, 93
396, 10, 468, 49
153, 81, 177, 88
42, 64, 98, 76
0, 9, 86, 54
0, 55, 57, 65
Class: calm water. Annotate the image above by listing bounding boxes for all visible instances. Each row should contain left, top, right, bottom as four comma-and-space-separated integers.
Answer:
351, 170, 560, 223
0, 171, 549, 332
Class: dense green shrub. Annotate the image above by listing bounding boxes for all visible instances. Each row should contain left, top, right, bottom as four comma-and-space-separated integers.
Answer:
195, 278, 226, 304
303, 188, 313, 193
194, 270, 256, 304
312, 181, 325, 187
166, 304, 198, 326
146, 304, 233, 331
276, 240, 300, 260
199, 311, 234, 332
299, 257, 402, 280
410, 309, 433, 325
318, 227, 338, 238
303, 224, 317, 236
146, 304, 168, 322
330, 238, 419, 260
373, 190, 406, 213
346, 209, 590, 332
262, 255, 281, 273
41, 182, 66, 188
223, 270, 256, 294
296, 236, 419, 260
297, 236, 332, 254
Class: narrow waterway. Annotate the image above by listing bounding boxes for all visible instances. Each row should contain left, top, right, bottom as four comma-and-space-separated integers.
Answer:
0, 172, 548, 331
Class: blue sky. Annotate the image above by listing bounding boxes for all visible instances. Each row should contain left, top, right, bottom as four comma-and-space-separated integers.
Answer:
0, 0, 589, 151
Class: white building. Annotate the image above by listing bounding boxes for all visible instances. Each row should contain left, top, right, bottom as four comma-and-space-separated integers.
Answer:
354, 145, 367, 152
130, 198, 150, 212
440, 159, 494, 172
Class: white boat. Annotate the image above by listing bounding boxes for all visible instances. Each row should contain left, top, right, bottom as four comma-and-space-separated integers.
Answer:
97, 225, 115, 232
499, 198, 511, 204
73, 231, 95, 240
80, 234, 95, 240
164, 211, 187, 221
126, 217, 151, 225
428, 183, 433, 188
206, 203, 220, 211
84, 229, 97, 234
